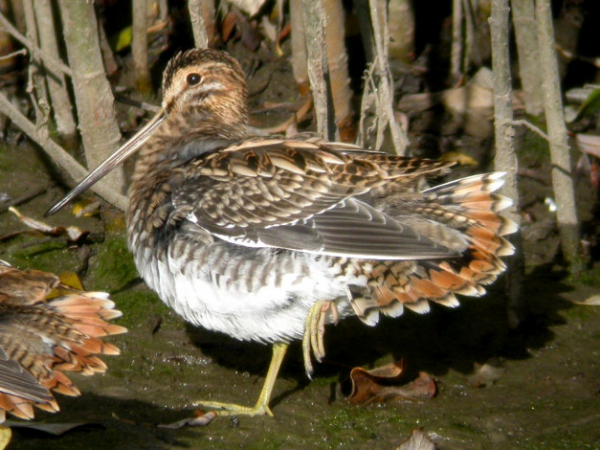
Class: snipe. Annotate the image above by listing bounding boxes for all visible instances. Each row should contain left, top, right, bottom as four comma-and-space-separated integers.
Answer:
48, 49, 517, 417
0, 261, 126, 422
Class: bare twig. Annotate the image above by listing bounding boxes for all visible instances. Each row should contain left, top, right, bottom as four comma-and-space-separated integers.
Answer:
36, 0, 77, 137
462, 0, 475, 74
0, 187, 47, 215
252, 96, 313, 135
536, 0, 583, 274
115, 93, 160, 113
511, 0, 543, 114
132, 0, 152, 94
556, 43, 600, 68
301, 0, 338, 141
450, 0, 463, 83
387, 0, 415, 64
290, 0, 308, 90
323, 0, 352, 127
0, 48, 26, 60
357, 63, 380, 147
188, 0, 210, 49
490, 0, 524, 326
0, 11, 72, 77
58, 0, 125, 193
0, 91, 127, 211
98, 18, 118, 76
363, 0, 408, 154
510, 119, 548, 140
23, 0, 51, 139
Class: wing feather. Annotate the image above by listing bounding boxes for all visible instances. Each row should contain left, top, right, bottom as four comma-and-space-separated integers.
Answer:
171, 140, 457, 259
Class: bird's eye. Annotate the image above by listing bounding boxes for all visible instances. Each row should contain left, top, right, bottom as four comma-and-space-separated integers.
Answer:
186, 73, 202, 85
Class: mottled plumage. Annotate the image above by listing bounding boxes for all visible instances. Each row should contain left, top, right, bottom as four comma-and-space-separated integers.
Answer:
48, 49, 517, 416
0, 261, 126, 422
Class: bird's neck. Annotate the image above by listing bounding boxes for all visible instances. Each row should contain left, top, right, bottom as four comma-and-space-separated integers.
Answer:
139, 107, 247, 158
129, 108, 247, 200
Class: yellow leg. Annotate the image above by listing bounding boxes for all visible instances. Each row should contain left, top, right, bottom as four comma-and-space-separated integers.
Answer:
302, 300, 338, 378
196, 342, 288, 417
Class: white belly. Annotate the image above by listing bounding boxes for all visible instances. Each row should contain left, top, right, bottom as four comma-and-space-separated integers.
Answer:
133, 241, 359, 343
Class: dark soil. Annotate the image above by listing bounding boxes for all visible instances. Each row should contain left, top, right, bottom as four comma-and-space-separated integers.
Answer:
0, 43, 599, 450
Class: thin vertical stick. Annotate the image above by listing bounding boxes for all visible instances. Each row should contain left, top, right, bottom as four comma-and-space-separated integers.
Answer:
22, 0, 50, 129
490, 0, 524, 325
132, 0, 152, 94
58, 0, 125, 192
367, 0, 408, 154
535, 0, 583, 274
301, 0, 337, 141
323, 0, 352, 128
461, 0, 474, 75
511, 0, 542, 114
36, 0, 77, 137
188, 0, 210, 49
290, 0, 308, 93
450, 0, 463, 83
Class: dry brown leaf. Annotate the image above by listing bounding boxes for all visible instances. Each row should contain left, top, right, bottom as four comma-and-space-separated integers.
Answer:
8, 207, 88, 242
468, 358, 506, 387
222, 8, 262, 51
442, 83, 493, 115
396, 427, 436, 450
157, 411, 217, 429
570, 295, 600, 306
576, 134, 600, 158
222, 12, 237, 42
348, 360, 436, 405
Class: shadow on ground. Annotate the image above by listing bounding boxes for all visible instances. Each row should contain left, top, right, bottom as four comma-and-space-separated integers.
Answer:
186, 262, 573, 391
10, 394, 208, 450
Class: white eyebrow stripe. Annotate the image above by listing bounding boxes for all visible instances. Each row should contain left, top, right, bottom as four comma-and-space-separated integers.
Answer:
199, 81, 226, 92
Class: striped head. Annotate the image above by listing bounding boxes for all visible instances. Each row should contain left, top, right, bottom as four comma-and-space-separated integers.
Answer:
161, 49, 249, 137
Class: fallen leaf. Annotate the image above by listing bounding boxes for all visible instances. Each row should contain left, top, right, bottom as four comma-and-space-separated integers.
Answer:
576, 134, 600, 159
570, 295, 600, 306
157, 411, 217, 429
468, 358, 506, 387
57, 271, 85, 291
396, 427, 436, 450
440, 151, 479, 167
72, 200, 101, 218
8, 207, 88, 242
222, 12, 237, 42
227, 0, 267, 16
0, 427, 10, 450
348, 361, 437, 405
113, 26, 132, 52
571, 89, 600, 123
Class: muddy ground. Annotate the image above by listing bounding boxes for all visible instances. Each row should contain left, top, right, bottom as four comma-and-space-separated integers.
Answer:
0, 53, 599, 449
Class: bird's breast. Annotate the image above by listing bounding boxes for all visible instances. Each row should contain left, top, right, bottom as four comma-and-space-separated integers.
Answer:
127, 193, 354, 342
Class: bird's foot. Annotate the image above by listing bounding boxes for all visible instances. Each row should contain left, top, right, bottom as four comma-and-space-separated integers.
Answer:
193, 343, 288, 418
194, 400, 273, 417
302, 300, 339, 377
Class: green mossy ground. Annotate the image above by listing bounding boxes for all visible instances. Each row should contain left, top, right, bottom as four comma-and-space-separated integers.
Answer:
1, 135, 598, 449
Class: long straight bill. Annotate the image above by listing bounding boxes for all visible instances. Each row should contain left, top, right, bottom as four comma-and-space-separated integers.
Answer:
45, 109, 166, 217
